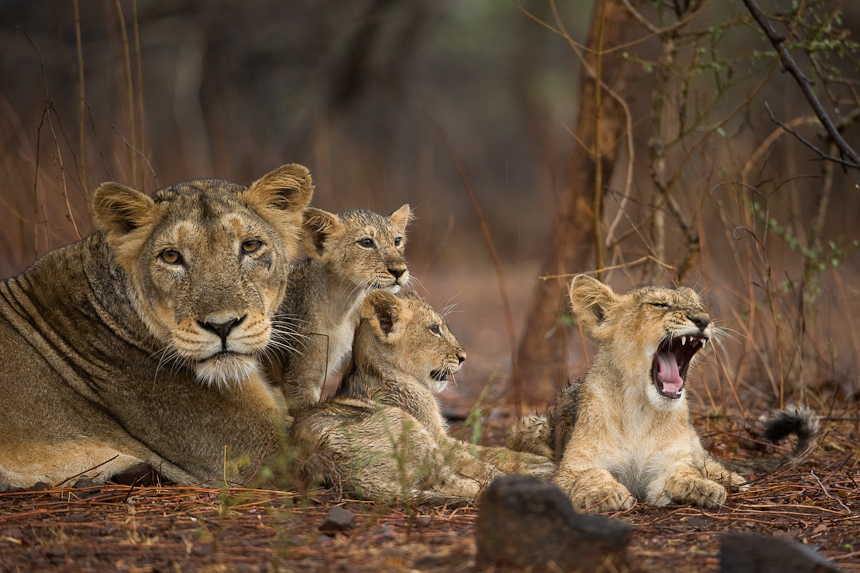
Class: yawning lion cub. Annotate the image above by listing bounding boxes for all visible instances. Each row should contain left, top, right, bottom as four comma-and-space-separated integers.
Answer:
511, 274, 818, 513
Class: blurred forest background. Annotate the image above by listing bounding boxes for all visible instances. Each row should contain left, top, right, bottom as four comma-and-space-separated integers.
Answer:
1, 0, 859, 415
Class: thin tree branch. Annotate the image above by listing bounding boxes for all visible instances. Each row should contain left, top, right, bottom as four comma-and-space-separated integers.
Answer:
740, 0, 860, 168
764, 103, 860, 169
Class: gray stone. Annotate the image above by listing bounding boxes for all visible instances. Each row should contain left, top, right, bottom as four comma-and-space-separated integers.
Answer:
476, 474, 633, 572
720, 533, 840, 573
319, 505, 355, 533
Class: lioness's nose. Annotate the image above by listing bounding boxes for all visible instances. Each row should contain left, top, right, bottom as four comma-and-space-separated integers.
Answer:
199, 315, 246, 340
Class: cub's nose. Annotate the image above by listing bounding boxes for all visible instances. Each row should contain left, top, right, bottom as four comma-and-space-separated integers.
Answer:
388, 267, 406, 280
457, 352, 466, 365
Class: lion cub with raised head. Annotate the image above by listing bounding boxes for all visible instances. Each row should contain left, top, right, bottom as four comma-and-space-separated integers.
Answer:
511, 274, 818, 513
292, 290, 554, 507
269, 205, 411, 415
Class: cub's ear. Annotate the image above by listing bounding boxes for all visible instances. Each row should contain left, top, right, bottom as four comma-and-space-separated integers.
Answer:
93, 182, 157, 236
388, 204, 412, 237
301, 208, 341, 258
568, 274, 618, 340
244, 163, 314, 215
363, 290, 413, 342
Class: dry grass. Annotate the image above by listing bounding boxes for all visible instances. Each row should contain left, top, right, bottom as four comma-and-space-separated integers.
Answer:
1, 406, 858, 573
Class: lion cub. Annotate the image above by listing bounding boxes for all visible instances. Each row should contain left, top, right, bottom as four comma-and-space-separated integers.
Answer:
292, 291, 554, 507
268, 205, 411, 415
511, 275, 818, 513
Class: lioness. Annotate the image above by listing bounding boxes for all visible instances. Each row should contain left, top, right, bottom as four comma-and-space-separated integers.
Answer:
0, 164, 313, 491
292, 290, 554, 507
267, 205, 411, 415
511, 274, 818, 513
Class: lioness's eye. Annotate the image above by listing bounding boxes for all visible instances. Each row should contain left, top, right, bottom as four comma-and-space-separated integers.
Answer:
649, 302, 670, 309
357, 238, 375, 248
242, 239, 262, 254
429, 324, 441, 335
159, 249, 183, 265
394, 237, 402, 247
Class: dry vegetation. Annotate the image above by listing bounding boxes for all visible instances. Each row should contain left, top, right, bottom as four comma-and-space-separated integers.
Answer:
0, 408, 859, 572
2, 0, 860, 571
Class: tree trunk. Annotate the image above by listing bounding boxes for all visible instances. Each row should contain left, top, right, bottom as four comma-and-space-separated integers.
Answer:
517, 0, 637, 405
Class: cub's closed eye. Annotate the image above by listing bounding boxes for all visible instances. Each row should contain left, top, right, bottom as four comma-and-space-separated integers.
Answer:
429, 324, 441, 335
649, 302, 670, 308
357, 238, 375, 248
394, 237, 402, 247
159, 249, 183, 265
242, 239, 262, 254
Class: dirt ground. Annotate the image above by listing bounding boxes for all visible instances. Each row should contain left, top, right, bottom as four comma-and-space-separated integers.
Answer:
1, 404, 858, 573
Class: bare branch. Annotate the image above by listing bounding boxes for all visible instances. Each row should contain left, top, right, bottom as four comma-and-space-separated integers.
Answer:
740, 0, 860, 169
764, 103, 860, 170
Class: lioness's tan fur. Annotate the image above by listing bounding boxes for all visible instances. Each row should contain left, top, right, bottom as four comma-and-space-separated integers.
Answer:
267, 206, 411, 415
0, 164, 313, 491
292, 291, 554, 507
511, 275, 818, 513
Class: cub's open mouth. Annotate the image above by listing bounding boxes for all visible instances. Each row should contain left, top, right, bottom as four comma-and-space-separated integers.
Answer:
430, 369, 450, 382
651, 335, 707, 399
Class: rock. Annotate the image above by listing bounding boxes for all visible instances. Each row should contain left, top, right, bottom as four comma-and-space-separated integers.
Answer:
319, 505, 355, 533
720, 533, 840, 573
70, 478, 102, 498
476, 474, 633, 572
72, 478, 99, 489
416, 516, 432, 528
685, 516, 709, 530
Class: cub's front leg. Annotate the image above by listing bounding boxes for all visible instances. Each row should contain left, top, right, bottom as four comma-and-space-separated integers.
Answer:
553, 466, 635, 513
470, 444, 556, 480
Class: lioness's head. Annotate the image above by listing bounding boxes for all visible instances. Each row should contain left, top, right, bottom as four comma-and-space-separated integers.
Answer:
569, 274, 712, 408
93, 164, 314, 388
359, 290, 466, 394
301, 205, 411, 292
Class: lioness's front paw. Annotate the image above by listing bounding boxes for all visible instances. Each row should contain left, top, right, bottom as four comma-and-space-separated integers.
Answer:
570, 482, 635, 513
666, 475, 726, 508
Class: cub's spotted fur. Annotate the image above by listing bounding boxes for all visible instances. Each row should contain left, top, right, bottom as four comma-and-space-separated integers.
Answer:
267, 206, 411, 415
292, 291, 554, 507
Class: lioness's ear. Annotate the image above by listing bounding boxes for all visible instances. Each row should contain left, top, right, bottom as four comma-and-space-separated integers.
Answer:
363, 290, 412, 342
244, 163, 314, 215
93, 182, 157, 236
568, 274, 618, 340
301, 208, 341, 258
92, 182, 159, 271
388, 204, 412, 237
244, 164, 314, 258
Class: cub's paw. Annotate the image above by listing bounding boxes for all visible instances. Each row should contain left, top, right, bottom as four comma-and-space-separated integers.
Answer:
725, 471, 749, 493
569, 481, 635, 514
666, 475, 726, 508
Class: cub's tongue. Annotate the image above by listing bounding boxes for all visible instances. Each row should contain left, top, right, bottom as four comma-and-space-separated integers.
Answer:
656, 349, 684, 394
